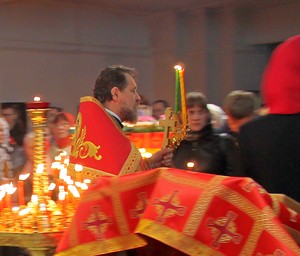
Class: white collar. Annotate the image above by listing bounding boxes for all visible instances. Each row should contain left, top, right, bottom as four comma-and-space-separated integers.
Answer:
105, 108, 122, 123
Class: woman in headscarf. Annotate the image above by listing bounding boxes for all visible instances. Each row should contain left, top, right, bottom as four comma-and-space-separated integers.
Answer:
49, 112, 76, 162
172, 92, 235, 175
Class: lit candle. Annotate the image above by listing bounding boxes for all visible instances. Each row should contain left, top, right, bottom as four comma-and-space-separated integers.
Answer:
36, 164, 44, 174
18, 173, 30, 206
0, 189, 5, 211
75, 164, 83, 182
6, 183, 17, 209
174, 65, 181, 114
26, 96, 50, 109
187, 162, 195, 168
179, 68, 187, 127
48, 182, 56, 198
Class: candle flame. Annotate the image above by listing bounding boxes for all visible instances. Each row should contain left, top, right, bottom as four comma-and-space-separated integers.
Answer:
54, 155, 62, 161
31, 194, 38, 203
81, 183, 88, 190
0, 190, 5, 200
7, 183, 17, 194
39, 203, 47, 211
12, 206, 20, 212
59, 168, 68, 179
187, 162, 195, 168
58, 191, 66, 201
75, 164, 83, 172
34, 96, 41, 102
174, 65, 183, 71
68, 185, 80, 198
48, 183, 56, 191
36, 164, 44, 174
83, 179, 91, 184
19, 208, 31, 216
19, 173, 30, 181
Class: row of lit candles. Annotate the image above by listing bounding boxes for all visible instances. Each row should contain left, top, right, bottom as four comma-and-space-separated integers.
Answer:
0, 152, 90, 213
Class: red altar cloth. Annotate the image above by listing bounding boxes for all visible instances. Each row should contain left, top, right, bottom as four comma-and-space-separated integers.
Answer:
56, 168, 300, 256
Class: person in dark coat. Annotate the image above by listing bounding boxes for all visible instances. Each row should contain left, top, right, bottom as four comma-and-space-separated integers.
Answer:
238, 35, 300, 202
172, 92, 236, 176
220, 90, 258, 176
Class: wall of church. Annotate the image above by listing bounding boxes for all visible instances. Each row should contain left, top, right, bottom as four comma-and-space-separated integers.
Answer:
1, 1, 300, 113
0, 1, 154, 114
150, 1, 300, 107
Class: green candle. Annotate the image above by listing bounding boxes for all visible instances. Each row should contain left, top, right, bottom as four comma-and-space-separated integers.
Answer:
174, 66, 180, 114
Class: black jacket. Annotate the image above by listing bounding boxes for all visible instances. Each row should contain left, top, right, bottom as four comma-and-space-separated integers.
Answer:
239, 114, 300, 202
173, 124, 236, 176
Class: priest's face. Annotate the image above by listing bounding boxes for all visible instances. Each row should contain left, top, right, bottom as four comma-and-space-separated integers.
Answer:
118, 73, 141, 123
187, 105, 209, 132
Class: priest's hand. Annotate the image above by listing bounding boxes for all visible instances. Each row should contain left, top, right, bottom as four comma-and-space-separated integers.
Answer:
149, 147, 173, 168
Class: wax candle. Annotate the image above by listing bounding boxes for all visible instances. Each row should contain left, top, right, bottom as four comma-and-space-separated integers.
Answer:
26, 96, 50, 109
18, 173, 30, 206
75, 164, 83, 182
6, 183, 16, 209
48, 182, 56, 198
179, 69, 187, 127
0, 190, 5, 211
174, 65, 181, 114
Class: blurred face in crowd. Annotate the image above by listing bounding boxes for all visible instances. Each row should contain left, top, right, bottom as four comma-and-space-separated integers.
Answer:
52, 118, 71, 140
152, 102, 166, 120
187, 105, 209, 132
0, 122, 4, 144
1, 107, 18, 129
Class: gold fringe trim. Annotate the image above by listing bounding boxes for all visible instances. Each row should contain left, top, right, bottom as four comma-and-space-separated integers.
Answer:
68, 163, 115, 182
55, 233, 146, 256
136, 219, 223, 256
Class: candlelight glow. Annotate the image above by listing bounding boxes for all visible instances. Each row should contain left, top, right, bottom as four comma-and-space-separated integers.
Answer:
139, 148, 146, 153
36, 164, 44, 174
7, 183, 17, 195
19, 173, 30, 181
58, 186, 66, 201
75, 164, 83, 172
68, 185, 80, 198
51, 162, 60, 169
59, 168, 68, 179
83, 179, 91, 184
31, 194, 38, 203
48, 183, 56, 191
12, 206, 20, 212
0, 189, 5, 200
54, 155, 62, 161
39, 203, 47, 211
19, 208, 31, 216
81, 183, 88, 190
174, 65, 183, 71
34, 96, 41, 102
75, 181, 82, 187
187, 162, 195, 168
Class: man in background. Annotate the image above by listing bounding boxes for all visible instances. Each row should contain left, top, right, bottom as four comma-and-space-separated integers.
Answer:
151, 99, 169, 120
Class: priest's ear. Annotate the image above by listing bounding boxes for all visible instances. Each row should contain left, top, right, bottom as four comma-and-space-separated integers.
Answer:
111, 87, 120, 100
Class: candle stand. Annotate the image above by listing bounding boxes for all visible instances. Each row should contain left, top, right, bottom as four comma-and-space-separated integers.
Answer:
0, 104, 71, 255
